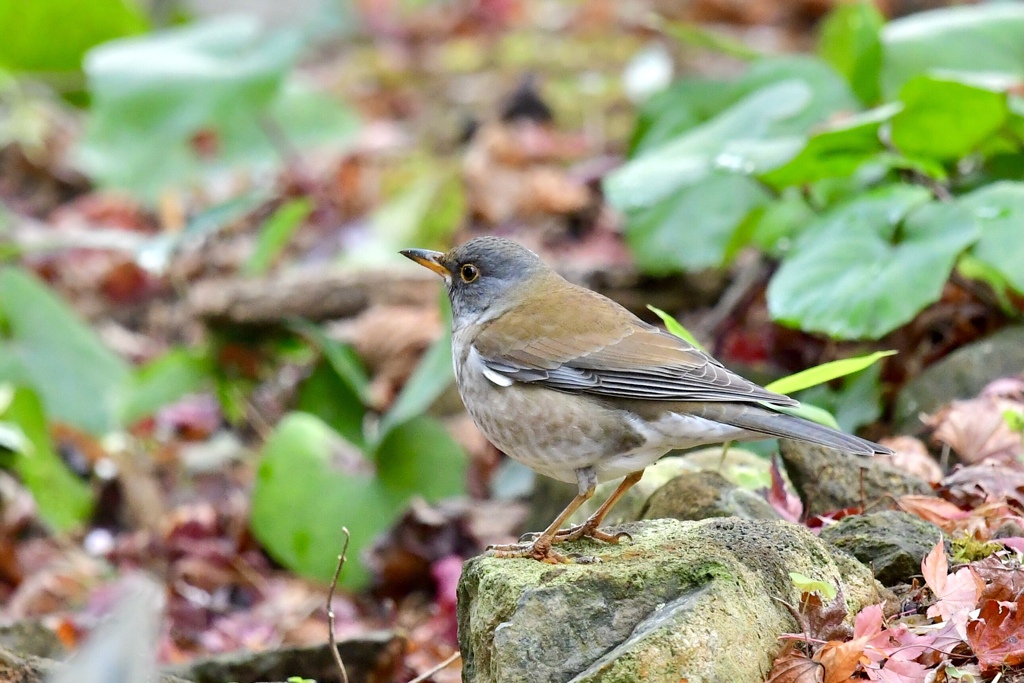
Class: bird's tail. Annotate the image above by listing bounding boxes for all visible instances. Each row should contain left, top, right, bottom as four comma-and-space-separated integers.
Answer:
699, 403, 892, 456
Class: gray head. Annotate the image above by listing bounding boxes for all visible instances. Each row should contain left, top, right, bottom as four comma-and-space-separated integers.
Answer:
400, 236, 549, 324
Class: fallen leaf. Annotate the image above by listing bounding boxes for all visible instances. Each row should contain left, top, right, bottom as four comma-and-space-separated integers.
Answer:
897, 496, 968, 529
766, 646, 824, 683
814, 639, 865, 683
966, 596, 1024, 671
867, 657, 930, 683
942, 464, 1024, 510
922, 540, 983, 630
769, 454, 803, 523
972, 554, 1024, 602
925, 392, 1024, 465
877, 436, 943, 484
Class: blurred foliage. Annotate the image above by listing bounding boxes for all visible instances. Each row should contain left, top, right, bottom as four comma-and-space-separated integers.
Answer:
0, 0, 148, 75
76, 16, 360, 200
608, 2, 1024, 340
253, 321, 466, 588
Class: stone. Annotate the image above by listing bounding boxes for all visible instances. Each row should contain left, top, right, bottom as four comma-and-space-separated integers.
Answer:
894, 326, 1024, 432
820, 511, 945, 586
559, 449, 770, 528
779, 439, 932, 518
458, 518, 886, 683
641, 471, 780, 521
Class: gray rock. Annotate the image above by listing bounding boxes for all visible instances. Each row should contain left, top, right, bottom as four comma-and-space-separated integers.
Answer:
641, 471, 780, 521
561, 449, 770, 528
458, 517, 886, 683
820, 511, 945, 586
894, 326, 1024, 432
779, 439, 932, 518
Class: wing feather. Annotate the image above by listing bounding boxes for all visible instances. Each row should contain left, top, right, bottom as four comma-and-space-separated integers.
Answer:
470, 283, 797, 407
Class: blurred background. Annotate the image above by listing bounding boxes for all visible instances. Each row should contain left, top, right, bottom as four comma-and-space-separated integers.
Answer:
1, 0, 1023, 681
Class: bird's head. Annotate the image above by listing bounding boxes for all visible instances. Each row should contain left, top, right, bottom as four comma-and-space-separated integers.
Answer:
400, 236, 549, 325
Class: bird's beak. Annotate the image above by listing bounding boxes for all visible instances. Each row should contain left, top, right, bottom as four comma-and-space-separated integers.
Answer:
400, 248, 449, 278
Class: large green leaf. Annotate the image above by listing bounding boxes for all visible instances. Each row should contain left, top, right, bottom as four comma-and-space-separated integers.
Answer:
628, 78, 737, 155
881, 4, 1024, 97
606, 80, 809, 212
374, 416, 467, 500
624, 173, 770, 272
1, 386, 93, 530
0, 0, 148, 73
960, 181, 1024, 294
818, 1, 885, 104
294, 360, 366, 450
767, 186, 979, 339
251, 413, 395, 588
760, 104, 898, 189
250, 412, 465, 588
0, 267, 130, 434
76, 17, 359, 199
890, 76, 1008, 161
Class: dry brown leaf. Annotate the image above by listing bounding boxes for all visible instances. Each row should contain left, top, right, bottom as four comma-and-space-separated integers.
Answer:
966, 596, 1024, 671
813, 639, 864, 683
925, 393, 1024, 465
942, 464, 1024, 510
973, 555, 1024, 603
877, 436, 943, 483
766, 646, 823, 683
897, 495, 968, 529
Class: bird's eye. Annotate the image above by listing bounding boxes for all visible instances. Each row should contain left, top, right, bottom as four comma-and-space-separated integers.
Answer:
460, 263, 479, 283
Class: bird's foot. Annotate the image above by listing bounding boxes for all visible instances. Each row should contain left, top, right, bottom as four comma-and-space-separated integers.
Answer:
485, 539, 570, 564
519, 522, 632, 545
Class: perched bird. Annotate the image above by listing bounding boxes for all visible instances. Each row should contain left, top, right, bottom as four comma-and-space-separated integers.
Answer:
401, 237, 892, 563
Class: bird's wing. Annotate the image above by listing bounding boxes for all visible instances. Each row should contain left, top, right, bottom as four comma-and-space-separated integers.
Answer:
470, 285, 797, 407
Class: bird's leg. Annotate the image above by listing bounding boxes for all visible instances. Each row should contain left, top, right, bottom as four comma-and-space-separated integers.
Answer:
487, 468, 597, 563
551, 470, 644, 543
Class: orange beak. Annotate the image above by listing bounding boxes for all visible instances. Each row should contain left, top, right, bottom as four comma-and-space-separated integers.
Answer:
400, 248, 449, 278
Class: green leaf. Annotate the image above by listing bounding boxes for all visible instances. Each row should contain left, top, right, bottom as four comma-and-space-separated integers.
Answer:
795, 363, 884, 434
244, 199, 312, 275
759, 104, 899, 189
728, 188, 817, 260
789, 571, 837, 600
118, 348, 211, 426
0, 0, 148, 74
960, 181, 1024, 294
1, 386, 93, 530
767, 186, 979, 339
881, 4, 1024, 98
76, 17, 359, 200
605, 80, 810, 212
250, 412, 465, 588
629, 78, 736, 155
0, 267, 130, 434
765, 351, 895, 395
378, 328, 454, 440
294, 360, 366, 450
646, 305, 704, 351
818, 1, 885, 104
624, 173, 770, 272
251, 413, 394, 587
890, 76, 1008, 161
374, 416, 467, 500
288, 320, 370, 403
772, 402, 841, 431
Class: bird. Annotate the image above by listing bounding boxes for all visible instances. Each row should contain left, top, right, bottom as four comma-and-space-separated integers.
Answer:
401, 236, 893, 563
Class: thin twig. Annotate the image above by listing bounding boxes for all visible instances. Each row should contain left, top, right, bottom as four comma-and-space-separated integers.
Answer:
407, 651, 462, 683
327, 527, 352, 683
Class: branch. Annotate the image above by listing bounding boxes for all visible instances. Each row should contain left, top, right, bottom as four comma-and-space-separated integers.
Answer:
327, 527, 352, 683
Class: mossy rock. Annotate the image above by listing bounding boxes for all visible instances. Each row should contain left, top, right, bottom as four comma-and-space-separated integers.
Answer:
457, 518, 886, 683
820, 510, 945, 586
